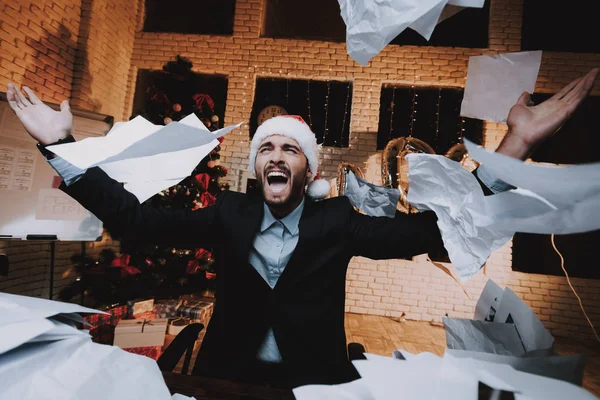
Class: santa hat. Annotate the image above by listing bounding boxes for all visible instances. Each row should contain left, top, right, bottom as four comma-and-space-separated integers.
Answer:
249, 115, 330, 200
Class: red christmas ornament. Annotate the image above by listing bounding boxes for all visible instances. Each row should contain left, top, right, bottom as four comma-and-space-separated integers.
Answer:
173, 103, 182, 112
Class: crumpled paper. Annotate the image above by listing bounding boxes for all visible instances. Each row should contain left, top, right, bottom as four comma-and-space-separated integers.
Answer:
343, 171, 400, 218
0, 293, 194, 400
460, 51, 543, 123
406, 153, 512, 280
48, 114, 242, 203
337, 0, 484, 65
406, 140, 600, 280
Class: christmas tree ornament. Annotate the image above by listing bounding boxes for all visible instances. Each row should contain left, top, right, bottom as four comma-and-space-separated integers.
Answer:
211, 115, 219, 123
207, 160, 216, 168
164, 117, 173, 125
173, 103, 182, 112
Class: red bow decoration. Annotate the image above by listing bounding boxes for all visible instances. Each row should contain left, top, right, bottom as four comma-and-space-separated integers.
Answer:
195, 248, 212, 260
192, 94, 215, 114
111, 254, 141, 278
186, 260, 201, 275
194, 173, 210, 191
200, 192, 216, 207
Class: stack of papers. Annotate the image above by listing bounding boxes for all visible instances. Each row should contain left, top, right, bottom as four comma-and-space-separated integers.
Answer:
293, 281, 593, 399
0, 292, 193, 400
47, 114, 243, 203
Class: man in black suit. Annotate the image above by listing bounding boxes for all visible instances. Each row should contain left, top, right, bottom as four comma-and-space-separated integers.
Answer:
6, 68, 598, 388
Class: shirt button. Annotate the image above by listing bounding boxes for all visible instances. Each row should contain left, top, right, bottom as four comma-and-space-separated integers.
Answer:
276, 243, 281, 248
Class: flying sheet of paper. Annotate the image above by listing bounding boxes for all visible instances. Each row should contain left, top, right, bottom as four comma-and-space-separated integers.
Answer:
293, 378, 375, 400
460, 51, 543, 123
440, 352, 596, 400
443, 317, 526, 356
0, 335, 174, 400
494, 287, 555, 355
406, 153, 513, 280
352, 353, 444, 400
344, 171, 400, 218
337, 0, 484, 65
446, 349, 587, 386
47, 114, 242, 203
474, 279, 504, 321
0, 291, 105, 326
406, 144, 600, 280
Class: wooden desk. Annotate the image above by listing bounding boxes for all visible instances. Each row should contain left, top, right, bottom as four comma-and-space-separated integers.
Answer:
163, 372, 295, 400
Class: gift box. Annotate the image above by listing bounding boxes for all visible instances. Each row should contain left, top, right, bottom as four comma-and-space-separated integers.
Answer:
176, 300, 214, 326
83, 304, 128, 345
167, 317, 191, 336
114, 318, 168, 349
122, 346, 162, 361
153, 299, 182, 319
127, 298, 155, 318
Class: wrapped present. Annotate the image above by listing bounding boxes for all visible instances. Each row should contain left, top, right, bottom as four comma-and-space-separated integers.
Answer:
176, 300, 214, 326
83, 304, 128, 345
153, 299, 182, 319
114, 318, 168, 349
167, 317, 191, 336
131, 311, 157, 320
122, 346, 162, 361
127, 298, 155, 318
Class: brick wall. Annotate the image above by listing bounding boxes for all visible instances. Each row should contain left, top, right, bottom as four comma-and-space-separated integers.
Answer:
128, 0, 600, 341
0, 0, 137, 298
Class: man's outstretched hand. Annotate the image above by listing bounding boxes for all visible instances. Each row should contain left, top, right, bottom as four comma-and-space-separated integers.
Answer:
497, 67, 599, 160
6, 83, 73, 145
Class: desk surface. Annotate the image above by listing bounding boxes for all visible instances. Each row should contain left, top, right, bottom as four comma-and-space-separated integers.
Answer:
163, 372, 295, 400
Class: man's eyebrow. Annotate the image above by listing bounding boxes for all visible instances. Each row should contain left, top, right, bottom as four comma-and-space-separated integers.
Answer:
259, 141, 273, 149
282, 143, 301, 151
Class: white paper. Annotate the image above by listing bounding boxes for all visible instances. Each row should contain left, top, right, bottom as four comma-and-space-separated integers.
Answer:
446, 349, 587, 386
460, 51, 543, 123
440, 352, 596, 400
443, 317, 526, 356
0, 292, 105, 326
337, 0, 484, 65
494, 287, 555, 355
0, 336, 173, 400
406, 153, 512, 280
47, 114, 242, 203
474, 279, 504, 321
293, 379, 375, 400
344, 171, 400, 218
406, 143, 600, 280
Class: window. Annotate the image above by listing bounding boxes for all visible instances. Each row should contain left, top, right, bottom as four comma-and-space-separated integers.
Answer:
512, 94, 600, 280
143, 0, 236, 35
522, 0, 600, 53
262, 0, 346, 42
251, 78, 352, 148
131, 68, 228, 127
377, 86, 483, 153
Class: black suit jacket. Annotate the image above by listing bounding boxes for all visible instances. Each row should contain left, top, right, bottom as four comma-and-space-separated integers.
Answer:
62, 167, 445, 386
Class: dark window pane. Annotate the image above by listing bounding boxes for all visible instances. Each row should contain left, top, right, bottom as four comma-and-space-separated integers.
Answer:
251, 78, 352, 148
522, 0, 600, 53
377, 86, 483, 152
144, 0, 235, 35
262, 0, 346, 41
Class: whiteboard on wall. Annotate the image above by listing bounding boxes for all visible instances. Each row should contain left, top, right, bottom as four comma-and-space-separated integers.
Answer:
0, 93, 113, 241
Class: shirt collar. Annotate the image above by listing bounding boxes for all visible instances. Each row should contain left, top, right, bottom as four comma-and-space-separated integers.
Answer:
260, 198, 305, 235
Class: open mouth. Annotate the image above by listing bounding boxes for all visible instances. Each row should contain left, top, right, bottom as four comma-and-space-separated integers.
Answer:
266, 170, 289, 194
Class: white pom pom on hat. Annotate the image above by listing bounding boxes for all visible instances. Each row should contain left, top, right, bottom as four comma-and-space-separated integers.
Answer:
249, 115, 330, 200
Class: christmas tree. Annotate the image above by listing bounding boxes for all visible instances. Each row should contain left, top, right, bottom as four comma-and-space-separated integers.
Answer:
60, 56, 226, 306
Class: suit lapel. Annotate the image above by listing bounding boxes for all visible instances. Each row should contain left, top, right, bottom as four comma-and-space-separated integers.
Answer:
234, 195, 264, 268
